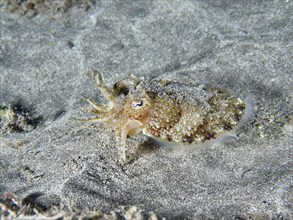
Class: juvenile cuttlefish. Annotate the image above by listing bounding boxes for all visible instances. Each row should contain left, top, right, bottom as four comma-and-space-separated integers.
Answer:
83, 70, 246, 162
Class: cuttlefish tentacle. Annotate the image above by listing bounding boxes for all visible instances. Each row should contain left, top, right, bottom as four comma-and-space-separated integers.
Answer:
80, 117, 106, 123
81, 96, 113, 123
80, 112, 112, 123
118, 119, 144, 161
92, 70, 116, 102
130, 74, 139, 86
82, 96, 112, 112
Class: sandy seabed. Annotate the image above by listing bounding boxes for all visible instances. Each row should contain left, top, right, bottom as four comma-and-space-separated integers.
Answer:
0, 1, 292, 219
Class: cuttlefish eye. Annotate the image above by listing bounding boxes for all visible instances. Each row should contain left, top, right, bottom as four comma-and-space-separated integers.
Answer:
131, 99, 144, 109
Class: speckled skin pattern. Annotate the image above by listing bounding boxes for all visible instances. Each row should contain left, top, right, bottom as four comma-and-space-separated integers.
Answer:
84, 70, 246, 161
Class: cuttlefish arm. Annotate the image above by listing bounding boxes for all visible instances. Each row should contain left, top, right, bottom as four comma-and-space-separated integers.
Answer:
118, 119, 144, 161
92, 70, 116, 102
